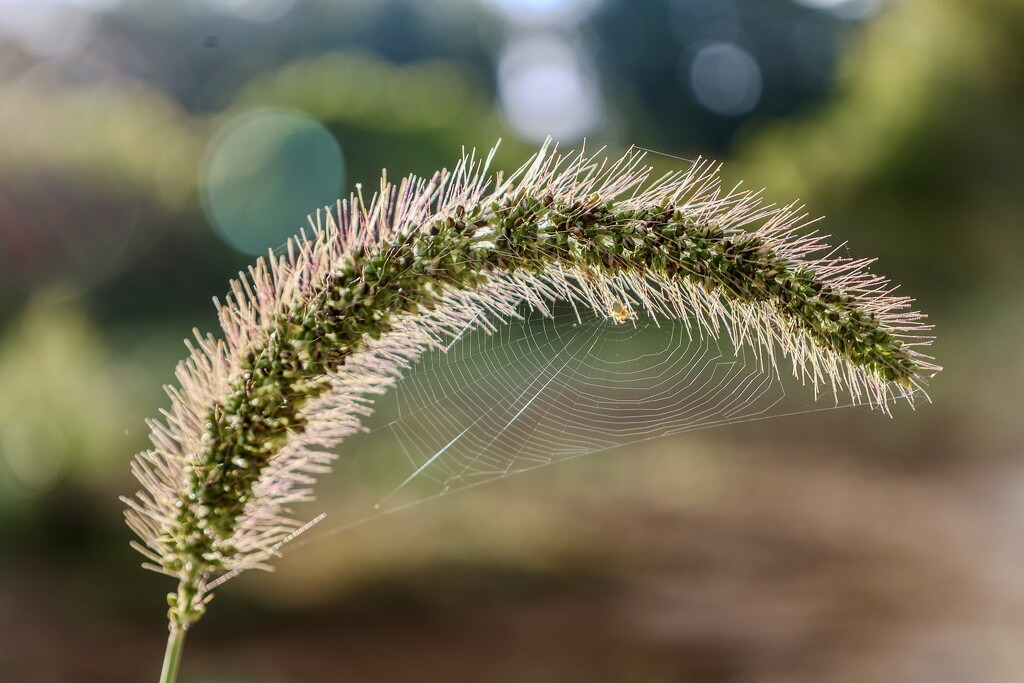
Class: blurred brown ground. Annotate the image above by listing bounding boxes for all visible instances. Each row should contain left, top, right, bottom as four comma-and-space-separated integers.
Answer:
4, 441, 1024, 682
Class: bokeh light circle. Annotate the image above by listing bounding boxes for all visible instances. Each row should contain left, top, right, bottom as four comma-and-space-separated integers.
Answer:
483, 0, 600, 25
2, 416, 67, 497
200, 108, 344, 255
0, 2, 97, 58
498, 35, 602, 143
687, 42, 763, 117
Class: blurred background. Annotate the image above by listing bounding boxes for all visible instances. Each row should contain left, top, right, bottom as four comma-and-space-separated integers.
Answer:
1, 0, 1023, 681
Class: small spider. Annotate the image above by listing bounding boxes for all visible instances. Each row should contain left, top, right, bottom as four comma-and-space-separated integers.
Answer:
609, 301, 635, 324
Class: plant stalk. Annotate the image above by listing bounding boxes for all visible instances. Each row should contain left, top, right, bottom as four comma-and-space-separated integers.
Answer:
159, 625, 187, 683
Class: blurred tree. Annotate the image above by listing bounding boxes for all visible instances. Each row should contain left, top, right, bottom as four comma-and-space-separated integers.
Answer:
728, 0, 1024, 455
0, 295, 146, 523
732, 0, 1024, 295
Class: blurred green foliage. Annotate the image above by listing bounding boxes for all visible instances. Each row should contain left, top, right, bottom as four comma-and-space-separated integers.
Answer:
730, 0, 1024, 454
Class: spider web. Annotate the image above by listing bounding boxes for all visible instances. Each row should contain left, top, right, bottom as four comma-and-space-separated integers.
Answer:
296, 301, 886, 542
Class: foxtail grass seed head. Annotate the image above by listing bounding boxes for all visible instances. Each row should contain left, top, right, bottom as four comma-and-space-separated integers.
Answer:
125, 141, 938, 628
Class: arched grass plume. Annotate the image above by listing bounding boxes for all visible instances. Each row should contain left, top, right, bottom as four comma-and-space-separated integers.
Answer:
124, 142, 938, 681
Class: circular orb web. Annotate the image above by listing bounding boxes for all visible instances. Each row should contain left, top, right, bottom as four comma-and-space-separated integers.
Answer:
687, 42, 762, 117
200, 108, 344, 255
321, 303, 820, 522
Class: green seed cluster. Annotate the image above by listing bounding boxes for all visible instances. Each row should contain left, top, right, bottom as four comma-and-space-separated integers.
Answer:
166, 190, 920, 605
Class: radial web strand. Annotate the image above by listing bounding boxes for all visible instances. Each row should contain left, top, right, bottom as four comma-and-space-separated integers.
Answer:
295, 302, 907, 543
